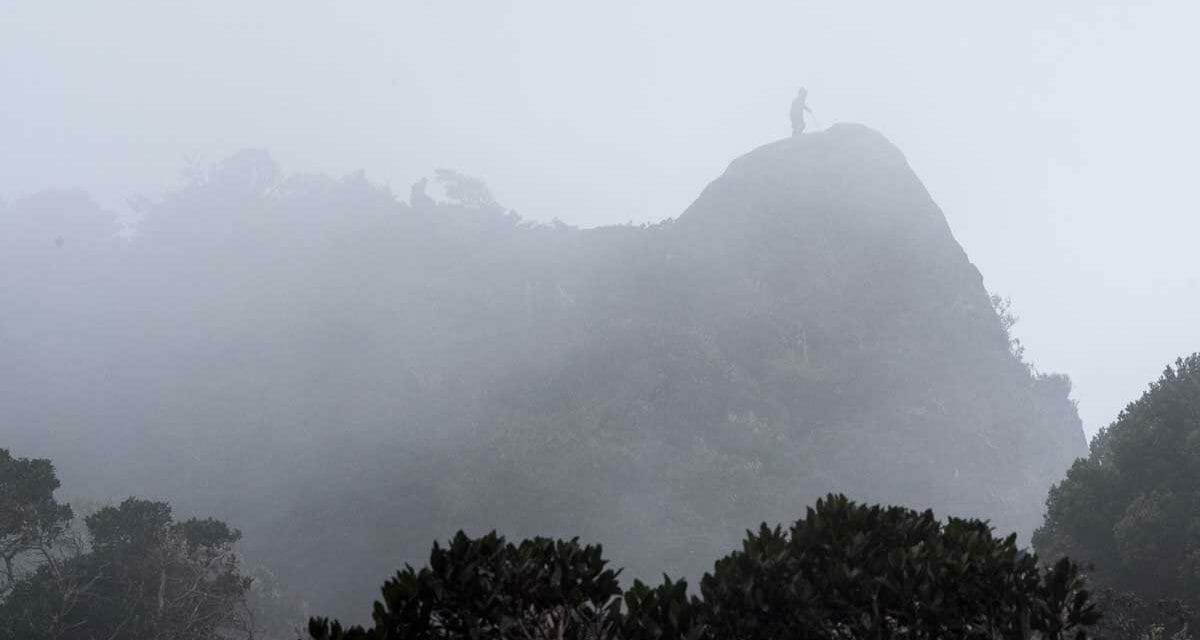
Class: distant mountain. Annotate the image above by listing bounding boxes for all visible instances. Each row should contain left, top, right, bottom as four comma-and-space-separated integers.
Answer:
0, 128, 1086, 622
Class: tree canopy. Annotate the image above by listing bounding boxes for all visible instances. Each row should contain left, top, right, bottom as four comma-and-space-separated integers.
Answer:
2, 129, 1086, 617
0, 450, 254, 640
308, 531, 623, 640
0, 449, 74, 599
312, 494, 1100, 640
1035, 354, 1200, 631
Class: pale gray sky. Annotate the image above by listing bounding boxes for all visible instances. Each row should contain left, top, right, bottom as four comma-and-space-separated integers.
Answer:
3, 0, 1197, 437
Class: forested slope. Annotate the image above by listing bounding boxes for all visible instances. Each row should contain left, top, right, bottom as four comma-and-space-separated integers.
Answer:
1, 125, 1086, 619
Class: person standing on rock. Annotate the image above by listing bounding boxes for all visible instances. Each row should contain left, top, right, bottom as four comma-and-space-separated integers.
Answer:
791, 87, 812, 136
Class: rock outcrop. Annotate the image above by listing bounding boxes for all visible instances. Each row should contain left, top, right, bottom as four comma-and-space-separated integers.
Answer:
1, 125, 1086, 621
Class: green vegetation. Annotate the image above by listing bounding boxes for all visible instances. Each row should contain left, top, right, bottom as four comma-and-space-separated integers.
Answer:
701, 495, 1098, 639
0, 448, 74, 598
0, 126, 1087, 616
313, 495, 1100, 639
1035, 354, 1200, 636
0, 449, 253, 639
308, 532, 623, 640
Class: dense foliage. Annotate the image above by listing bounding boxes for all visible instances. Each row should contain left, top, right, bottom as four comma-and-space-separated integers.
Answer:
701, 494, 1099, 639
0, 448, 74, 599
308, 532, 623, 640
0, 450, 254, 639
1035, 354, 1200, 633
1, 126, 1086, 617
314, 494, 1100, 639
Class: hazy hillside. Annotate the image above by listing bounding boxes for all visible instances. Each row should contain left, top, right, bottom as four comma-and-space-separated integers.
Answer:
1, 125, 1086, 620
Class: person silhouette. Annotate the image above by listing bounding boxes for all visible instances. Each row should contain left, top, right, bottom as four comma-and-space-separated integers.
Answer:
790, 87, 813, 136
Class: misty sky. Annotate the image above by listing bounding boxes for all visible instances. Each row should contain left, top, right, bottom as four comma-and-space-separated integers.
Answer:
3, 0, 1197, 437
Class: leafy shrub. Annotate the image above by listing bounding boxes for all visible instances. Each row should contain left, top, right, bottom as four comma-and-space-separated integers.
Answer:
700, 494, 1098, 639
309, 532, 622, 640
313, 495, 1100, 639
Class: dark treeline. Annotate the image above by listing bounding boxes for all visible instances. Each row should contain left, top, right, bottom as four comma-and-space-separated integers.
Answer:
2, 447, 1103, 639
10, 362, 1200, 640
308, 496, 1101, 640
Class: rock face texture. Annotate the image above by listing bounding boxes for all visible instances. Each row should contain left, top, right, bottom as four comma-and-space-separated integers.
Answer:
664, 123, 1088, 530
402, 124, 1088, 608
2, 126, 1086, 620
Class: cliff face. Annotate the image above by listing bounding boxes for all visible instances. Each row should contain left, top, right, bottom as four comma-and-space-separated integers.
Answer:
442, 123, 1086, 587
668, 123, 1088, 528
1, 126, 1086, 620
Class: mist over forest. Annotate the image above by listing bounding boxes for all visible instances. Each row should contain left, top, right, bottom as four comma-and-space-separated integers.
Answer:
3, 2, 1200, 639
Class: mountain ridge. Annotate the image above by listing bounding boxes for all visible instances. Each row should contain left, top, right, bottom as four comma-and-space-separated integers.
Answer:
0, 125, 1086, 621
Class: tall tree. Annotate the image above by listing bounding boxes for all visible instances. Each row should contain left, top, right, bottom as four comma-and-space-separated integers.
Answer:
1035, 354, 1200, 634
1, 493, 253, 639
0, 448, 73, 599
